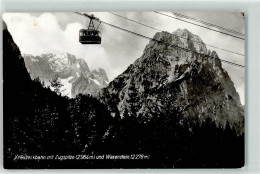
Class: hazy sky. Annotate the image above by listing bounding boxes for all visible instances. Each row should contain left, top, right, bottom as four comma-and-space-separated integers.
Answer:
3, 12, 245, 104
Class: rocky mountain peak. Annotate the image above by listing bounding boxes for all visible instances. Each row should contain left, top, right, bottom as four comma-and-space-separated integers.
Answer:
76, 58, 90, 73
22, 53, 109, 98
92, 68, 109, 82
100, 29, 244, 134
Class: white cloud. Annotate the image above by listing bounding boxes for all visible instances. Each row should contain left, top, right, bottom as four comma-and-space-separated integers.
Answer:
3, 12, 116, 80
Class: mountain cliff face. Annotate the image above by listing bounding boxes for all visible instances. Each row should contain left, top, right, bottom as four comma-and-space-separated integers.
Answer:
23, 53, 109, 97
4, 20, 244, 168
100, 29, 244, 133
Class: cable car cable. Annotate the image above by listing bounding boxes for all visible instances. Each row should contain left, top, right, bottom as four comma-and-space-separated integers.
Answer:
75, 12, 244, 68
108, 12, 245, 57
76, 12, 244, 68
101, 20, 245, 68
171, 12, 244, 36
170, 12, 245, 36
108, 12, 162, 32
154, 11, 245, 40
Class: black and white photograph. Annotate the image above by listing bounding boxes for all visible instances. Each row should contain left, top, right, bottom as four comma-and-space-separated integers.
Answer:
3, 11, 245, 169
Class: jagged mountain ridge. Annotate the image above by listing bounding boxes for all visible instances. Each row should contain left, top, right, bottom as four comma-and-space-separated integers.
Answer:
100, 28, 244, 133
23, 53, 109, 97
4, 20, 244, 169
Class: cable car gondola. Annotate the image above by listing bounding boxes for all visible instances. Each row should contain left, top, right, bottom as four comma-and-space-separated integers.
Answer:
79, 14, 101, 44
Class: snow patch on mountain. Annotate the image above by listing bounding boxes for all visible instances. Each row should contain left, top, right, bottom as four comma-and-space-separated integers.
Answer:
23, 53, 109, 98
90, 78, 101, 86
59, 76, 74, 97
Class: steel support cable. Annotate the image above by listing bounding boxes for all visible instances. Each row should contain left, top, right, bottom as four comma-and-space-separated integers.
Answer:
154, 11, 245, 40
75, 12, 244, 68
170, 12, 245, 36
108, 12, 245, 57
